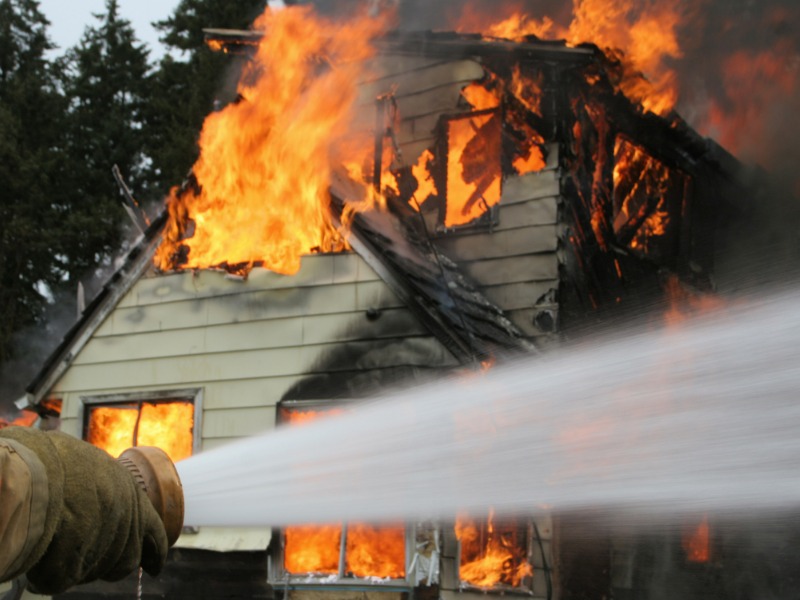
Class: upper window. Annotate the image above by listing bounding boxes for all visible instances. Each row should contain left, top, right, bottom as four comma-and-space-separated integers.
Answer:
612, 136, 687, 264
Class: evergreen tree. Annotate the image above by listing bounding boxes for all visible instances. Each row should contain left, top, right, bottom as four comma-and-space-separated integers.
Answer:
0, 0, 66, 365
145, 0, 267, 195
57, 0, 151, 279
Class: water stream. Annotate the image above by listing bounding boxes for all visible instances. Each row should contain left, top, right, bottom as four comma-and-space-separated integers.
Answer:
176, 289, 800, 528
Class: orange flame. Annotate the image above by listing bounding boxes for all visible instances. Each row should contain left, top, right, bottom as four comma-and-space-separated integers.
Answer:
346, 523, 406, 578
285, 524, 342, 575
446, 111, 502, 227
682, 515, 710, 563
0, 411, 38, 429
612, 137, 678, 256
455, 510, 533, 588
282, 405, 406, 578
86, 401, 194, 463
455, 0, 684, 115
156, 6, 386, 275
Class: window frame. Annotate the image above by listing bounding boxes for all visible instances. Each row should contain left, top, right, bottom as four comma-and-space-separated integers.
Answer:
269, 399, 415, 589
79, 388, 203, 458
455, 514, 537, 595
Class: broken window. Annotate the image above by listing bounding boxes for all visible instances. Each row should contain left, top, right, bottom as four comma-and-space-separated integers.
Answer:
612, 136, 686, 264
277, 402, 407, 581
443, 109, 503, 228
455, 510, 534, 592
83, 390, 198, 463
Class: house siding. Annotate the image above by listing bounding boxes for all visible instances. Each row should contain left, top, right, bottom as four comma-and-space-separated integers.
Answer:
54, 252, 457, 446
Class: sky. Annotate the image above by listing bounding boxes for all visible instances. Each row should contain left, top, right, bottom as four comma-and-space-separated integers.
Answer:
38, 0, 183, 59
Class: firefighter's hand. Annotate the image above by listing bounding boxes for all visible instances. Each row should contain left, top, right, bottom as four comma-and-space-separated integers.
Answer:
0, 427, 168, 595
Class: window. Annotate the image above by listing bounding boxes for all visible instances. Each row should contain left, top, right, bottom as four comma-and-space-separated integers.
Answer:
82, 389, 200, 463
612, 136, 686, 264
442, 109, 503, 228
455, 510, 534, 592
276, 402, 408, 582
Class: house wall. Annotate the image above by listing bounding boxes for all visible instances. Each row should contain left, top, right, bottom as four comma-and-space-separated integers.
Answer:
433, 147, 562, 346
50, 252, 459, 551
357, 54, 563, 347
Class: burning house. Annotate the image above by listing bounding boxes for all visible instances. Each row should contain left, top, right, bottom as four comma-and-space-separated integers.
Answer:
16, 4, 766, 599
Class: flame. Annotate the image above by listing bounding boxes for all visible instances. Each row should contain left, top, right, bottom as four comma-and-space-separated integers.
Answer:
282, 405, 406, 578
156, 6, 386, 275
461, 82, 501, 111
455, 0, 684, 115
0, 411, 38, 429
285, 524, 342, 574
346, 523, 406, 578
446, 111, 502, 226
682, 515, 710, 563
455, 510, 533, 588
612, 137, 677, 255
410, 149, 438, 205
86, 401, 194, 463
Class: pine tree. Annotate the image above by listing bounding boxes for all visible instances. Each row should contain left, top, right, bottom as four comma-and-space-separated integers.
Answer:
57, 0, 151, 279
144, 0, 267, 195
0, 0, 66, 366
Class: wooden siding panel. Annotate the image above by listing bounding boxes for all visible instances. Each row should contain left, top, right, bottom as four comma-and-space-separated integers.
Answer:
202, 407, 275, 438
201, 377, 298, 410
435, 225, 558, 261
118, 253, 379, 309
462, 254, 559, 285
482, 281, 559, 311
496, 197, 558, 229
357, 59, 483, 107
56, 337, 457, 394
99, 280, 403, 337
502, 170, 561, 205
79, 309, 428, 365
361, 56, 445, 81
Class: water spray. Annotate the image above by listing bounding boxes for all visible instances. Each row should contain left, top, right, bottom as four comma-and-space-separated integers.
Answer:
176, 289, 800, 529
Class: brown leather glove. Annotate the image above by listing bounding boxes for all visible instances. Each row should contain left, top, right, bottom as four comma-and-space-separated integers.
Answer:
0, 427, 169, 595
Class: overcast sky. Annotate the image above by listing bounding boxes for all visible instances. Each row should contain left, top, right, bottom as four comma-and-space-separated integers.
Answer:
38, 0, 183, 59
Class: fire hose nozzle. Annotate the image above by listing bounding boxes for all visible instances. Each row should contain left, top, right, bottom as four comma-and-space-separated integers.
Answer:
117, 446, 185, 546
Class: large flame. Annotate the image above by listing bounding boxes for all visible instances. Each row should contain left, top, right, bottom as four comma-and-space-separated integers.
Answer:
455, 0, 684, 115
155, 6, 386, 275
86, 401, 194, 463
455, 510, 533, 588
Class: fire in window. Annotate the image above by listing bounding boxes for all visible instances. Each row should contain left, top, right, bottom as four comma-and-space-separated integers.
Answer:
612, 136, 686, 263
443, 109, 503, 228
279, 403, 406, 580
455, 509, 534, 591
682, 515, 711, 563
84, 396, 195, 463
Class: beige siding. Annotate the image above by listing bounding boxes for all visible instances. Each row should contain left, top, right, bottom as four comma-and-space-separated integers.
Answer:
54, 253, 457, 467
355, 56, 485, 165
